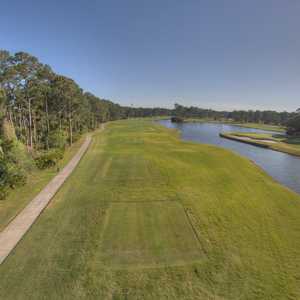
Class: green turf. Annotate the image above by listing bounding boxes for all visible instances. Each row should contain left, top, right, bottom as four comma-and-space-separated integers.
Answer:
233, 122, 286, 132
0, 119, 300, 299
100, 201, 201, 267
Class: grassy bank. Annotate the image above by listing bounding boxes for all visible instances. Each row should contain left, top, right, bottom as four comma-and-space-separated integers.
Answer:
0, 135, 87, 231
183, 118, 285, 132
221, 132, 300, 157
1, 119, 300, 299
233, 122, 286, 132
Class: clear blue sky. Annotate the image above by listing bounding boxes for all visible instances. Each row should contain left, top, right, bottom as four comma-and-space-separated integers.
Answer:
1, 0, 299, 111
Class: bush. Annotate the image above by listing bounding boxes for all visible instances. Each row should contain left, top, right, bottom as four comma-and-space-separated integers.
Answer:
48, 130, 68, 149
6, 163, 27, 187
0, 185, 8, 200
0, 159, 26, 200
0, 160, 8, 200
2, 139, 35, 171
35, 149, 64, 169
0, 139, 29, 200
171, 116, 184, 123
286, 115, 300, 136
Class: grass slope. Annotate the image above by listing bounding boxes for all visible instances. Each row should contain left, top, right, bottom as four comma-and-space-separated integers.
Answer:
0, 120, 300, 299
221, 132, 300, 157
233, 123, 286, 132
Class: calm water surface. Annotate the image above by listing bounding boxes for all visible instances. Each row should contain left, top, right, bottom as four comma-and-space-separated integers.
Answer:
159, 120, 300, 194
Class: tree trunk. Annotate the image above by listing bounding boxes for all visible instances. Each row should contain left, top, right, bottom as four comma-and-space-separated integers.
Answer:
69, 112, 73, 145
59, 112, 62, 131
33, 114, 37, 147
1, 117, 16, 141
28, 98, 33, 149
45, 98, 50, 150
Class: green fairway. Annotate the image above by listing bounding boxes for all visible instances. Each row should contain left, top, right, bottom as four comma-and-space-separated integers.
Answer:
100, 201, 201, 267
1, 119, 300, 299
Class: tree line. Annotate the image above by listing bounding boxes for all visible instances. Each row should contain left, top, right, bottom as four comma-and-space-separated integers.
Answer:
286, 109, 300, 135
173, 104, 300, 134
173, 103, 295, 125
1, 51, 123, 151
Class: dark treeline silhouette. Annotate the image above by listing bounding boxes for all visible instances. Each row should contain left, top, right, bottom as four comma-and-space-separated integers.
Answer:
122, 106, 171, 118
173, 103, 295, 125
286, 109, 300, 135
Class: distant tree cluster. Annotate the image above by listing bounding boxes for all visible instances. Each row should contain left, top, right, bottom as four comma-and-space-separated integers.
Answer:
122, 106, 171, 118
173, 103, 294, 125
286, 109, 300, 135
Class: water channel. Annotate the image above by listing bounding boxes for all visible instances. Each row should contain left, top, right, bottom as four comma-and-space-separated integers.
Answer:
159, 120, 300, 194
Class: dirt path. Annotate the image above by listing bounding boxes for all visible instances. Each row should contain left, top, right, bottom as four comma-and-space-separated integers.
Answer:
0, 134, 94, 265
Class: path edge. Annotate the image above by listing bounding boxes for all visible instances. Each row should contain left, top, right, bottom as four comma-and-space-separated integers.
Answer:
0, 132, 95, 265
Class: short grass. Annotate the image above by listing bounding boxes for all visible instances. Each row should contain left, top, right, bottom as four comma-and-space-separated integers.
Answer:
223, 131, 300, 157
0, 120, 300, 299
100, 201, 201, 267
0, 136, 87, 231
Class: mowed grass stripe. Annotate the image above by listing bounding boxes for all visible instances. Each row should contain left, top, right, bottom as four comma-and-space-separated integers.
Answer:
0, 119, 300, 300
99, 201, 202, 268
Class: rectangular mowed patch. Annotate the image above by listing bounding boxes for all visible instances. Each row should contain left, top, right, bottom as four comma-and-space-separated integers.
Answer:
100, 154, 178, 202
99, 201, 202, 267
103, 154, 164, 186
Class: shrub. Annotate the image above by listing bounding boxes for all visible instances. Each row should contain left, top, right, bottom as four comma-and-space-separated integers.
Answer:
0, 139, 30, 199
171, 116, 184, 123
286, 115, 300, 136
0, 186, 8, 200
48, 130, 68, 149
35, 149, 64, 169
6, 163, 27, 187
2, 139, 35, 171
0, 160, 8, 200
0, 159, 26, 199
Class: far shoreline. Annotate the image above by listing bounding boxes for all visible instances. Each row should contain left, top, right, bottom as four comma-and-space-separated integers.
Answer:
220, 132, 300, 157
180, 118, 286, 133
